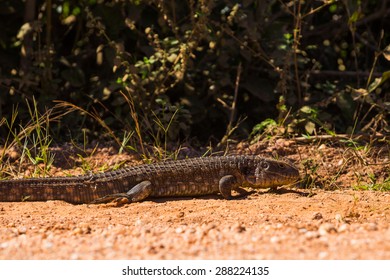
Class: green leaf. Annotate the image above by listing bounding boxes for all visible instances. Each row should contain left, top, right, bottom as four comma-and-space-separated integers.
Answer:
348, 11, 363, 25
383, 44, 390, 61
72, 7, 81, 16
300, 106, 317, 115
305, 121, 316, 134
368, 71, 390, 93
250, 118, 277, 136
329, 4, 338, 13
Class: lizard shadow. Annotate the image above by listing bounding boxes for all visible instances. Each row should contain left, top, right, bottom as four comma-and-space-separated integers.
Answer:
267, 187, 314, 196
148, 188, 313, 204
149, 194, 239, 203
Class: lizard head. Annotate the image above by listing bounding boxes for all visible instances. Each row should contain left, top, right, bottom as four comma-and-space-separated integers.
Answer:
245, 157, 300, 188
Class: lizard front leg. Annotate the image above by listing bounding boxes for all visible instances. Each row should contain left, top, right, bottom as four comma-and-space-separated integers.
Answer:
219, 175, 252, 199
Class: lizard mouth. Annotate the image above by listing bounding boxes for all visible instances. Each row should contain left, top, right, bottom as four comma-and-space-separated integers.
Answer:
251, 170, 300, 188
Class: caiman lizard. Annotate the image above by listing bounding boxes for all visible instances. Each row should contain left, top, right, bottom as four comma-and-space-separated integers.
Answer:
0, 155, 300, 204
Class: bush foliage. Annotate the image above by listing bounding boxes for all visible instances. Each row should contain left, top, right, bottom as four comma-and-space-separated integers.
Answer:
0, 0, 389, 145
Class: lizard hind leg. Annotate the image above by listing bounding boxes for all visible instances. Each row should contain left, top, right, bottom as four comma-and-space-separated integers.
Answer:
125, 180, 153, 202
91, 180, 152, 204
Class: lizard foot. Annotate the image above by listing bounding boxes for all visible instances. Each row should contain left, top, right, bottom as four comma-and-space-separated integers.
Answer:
89, 193, 131, 205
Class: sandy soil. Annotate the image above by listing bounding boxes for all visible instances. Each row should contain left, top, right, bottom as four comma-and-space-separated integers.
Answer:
0, 189, 389, 259
0, 140, 389, 259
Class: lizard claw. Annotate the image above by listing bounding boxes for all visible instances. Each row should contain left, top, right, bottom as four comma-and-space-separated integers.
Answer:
112, 196, 130, 206
90, 193, 131, 204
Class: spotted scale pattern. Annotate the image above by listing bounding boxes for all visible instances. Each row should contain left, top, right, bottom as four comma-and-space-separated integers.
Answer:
0, 155, 299, 204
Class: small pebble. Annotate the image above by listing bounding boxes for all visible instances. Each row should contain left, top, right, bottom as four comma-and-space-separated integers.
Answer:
365, 223, 378, 231
270, 236, 280, 243
305, 231, 320, 240
335, 213, 343, 223
338, 223, 348, 233
18, 226, 27, 235
234, 224, 246, 233
318, 251, 329, 259
312, 212, 323, 220
175, 227, 184, 234
318, 223, 337, 235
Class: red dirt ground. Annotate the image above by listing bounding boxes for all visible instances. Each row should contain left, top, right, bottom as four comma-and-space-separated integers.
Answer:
0, 139, 389, 259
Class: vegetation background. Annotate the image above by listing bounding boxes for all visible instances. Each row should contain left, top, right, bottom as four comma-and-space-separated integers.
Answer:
0, 0, 389, 151
1, 2, 390, 260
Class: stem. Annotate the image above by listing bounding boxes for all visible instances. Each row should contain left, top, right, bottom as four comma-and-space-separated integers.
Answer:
293, 1, 302, 106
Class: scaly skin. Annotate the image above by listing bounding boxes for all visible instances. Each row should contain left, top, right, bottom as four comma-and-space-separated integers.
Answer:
0, 155, 300, 204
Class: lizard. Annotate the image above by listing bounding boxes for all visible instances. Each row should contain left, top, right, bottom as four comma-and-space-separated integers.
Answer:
0, 155, 300, 204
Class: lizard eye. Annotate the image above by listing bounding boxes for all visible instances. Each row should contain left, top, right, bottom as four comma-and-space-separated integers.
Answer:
260, 161, 269, 170
278, 163, 286, 169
